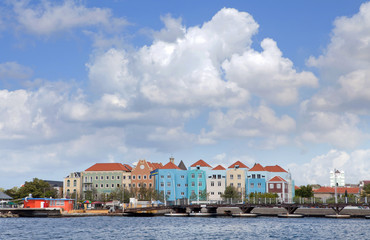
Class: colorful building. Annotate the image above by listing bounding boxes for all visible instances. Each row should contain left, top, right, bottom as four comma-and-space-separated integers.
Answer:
206, 165, 226, 202
226, 161, 249, 199
267, 176, 289, 201
187, 159, 212, 202
23, 198, 75, 212
247, 163, 268, 196
154, 159, 188, 205
63, 172, 82, 199
131, 159, 162, 189
82, 163, 132, 200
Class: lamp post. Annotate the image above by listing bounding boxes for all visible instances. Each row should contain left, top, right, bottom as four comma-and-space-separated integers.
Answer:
334, 169, 338, 204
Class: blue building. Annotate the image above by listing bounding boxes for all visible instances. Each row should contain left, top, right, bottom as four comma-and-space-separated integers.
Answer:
187, 159, 212, 202
246, 163, 268, 196
153, 161, 188, 205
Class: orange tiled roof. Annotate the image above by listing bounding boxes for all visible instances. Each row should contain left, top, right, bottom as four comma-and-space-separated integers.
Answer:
228, 161, 249, 169
123, 164, 132, 171
268, 176, 286, 182
85, 163, 130, 172
151, 163, 163, 170
161, 162, 181, 170
295, 186, 300, 190
190, 159, 212, 168
212, 165, 226, 170
248, 163, 266, 172
265, 165, 287, 173
313, 187, 359, 194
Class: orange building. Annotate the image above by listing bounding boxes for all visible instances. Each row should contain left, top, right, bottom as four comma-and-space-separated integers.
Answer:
23, 198, 75, 212
131, 159, 163, 189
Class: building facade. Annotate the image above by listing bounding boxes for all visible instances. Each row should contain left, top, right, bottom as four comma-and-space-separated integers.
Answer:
247, 163, 268, 196
206, 165, 226, 202
226, 161, 249, 199
131, 159, 162, 189
187, 160, 212, 202
267, 176, 289, 201
63, 172, 82, 198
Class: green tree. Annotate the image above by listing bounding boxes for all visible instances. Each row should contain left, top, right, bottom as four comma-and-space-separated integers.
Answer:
17, 178, 57, 198
295, 185, 313, 198
4, 187, 20, 199
222, 186, 241, 201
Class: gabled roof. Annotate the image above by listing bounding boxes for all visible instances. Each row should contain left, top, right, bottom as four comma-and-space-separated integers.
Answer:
265, 165, 288, 173
151, 163, 163, 170
85, 163, 130, 172
268, 176, 286, 182
44, 180, 63, 187
123, 164, 132, 171
190, 159, 212, 168
178, 160, 187, 170
313, 187, 359, 194
228, 161, 249, 169
295, 186, 300, 190
161, 161, 181, 170
213, 165, 226, 170
0, 191, 12, 200
248, 163, 266, 172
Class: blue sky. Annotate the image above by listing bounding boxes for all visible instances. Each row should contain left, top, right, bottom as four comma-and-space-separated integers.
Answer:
1, 0, 370, 189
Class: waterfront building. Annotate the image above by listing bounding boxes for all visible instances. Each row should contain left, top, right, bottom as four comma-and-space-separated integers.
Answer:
267, 176, 289, 201
247, 163, 268, 196
226, 161, 249, 199
63, 172, 82, 199
82, 163, 132, 200
206, 165, 226, 202
313, 186, 360, 201
330, 170, 345, 187
188, 159, 212, 202
131, 159, 162, 190
154, 160, 188, 205
23, 198, 74, 212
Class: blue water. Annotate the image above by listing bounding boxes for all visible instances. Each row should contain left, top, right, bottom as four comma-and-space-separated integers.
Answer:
1, 216, 369, 239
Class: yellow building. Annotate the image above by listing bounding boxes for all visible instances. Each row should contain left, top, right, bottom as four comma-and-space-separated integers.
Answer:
226, 161, 249, 199
63, 172, 82, 199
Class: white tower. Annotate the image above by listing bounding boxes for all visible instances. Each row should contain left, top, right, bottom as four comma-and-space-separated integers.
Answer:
330, 170, 345, 187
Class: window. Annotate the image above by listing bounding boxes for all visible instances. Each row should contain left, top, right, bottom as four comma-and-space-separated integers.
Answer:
128, 176, 131, 179
177, 184, 181, 187
191, 182, 195, 187
149, 183, 152, 188
258, 183, 261, 188
161, 182, 164, 187
138, 175, 141, 180
101, 176, 104, 180
198, 173, 202, 178
277, 184, 281, 189
218, 192, 222, 195
106, 176, 109, 180
133, 175, 136, 180
95, 176, 98, 180
237, 174, 241, 180
167, 191, 171, 196
270, 184, 274, 189
90, 176, 93, 182
218, 181, 222, 186
181, 192, 185, 196
101, 184, 103, 188
133, 184, 136, 188
149, 175, 152, 179
143, 175, 147, 179
112, 176, 115, 180
218, 175, 221, 179
230, 183, 234, 186
211, 192, 214, 195
138, 184, 141, 188
257, 174, 261, 179
129, 184, 131, 187
185, 184, 188, 187
230, 174, 234, 180
123, 184, 126, 188
191, 190, 195, 195
95, 184, 98, 188
167, 174, 171, 179
117, 184, 120, 187
117, 176, 120, 180
250, 183, 254, 188
112, 184, 115, 188
160, 175, 164, 179
198, 182, 202, 187
213, 174, 216, 179
211, 181, 214, 186
167, 182, 171, 187
67, 180, 70, 187
191, 173, 195, 178
238, 183, 241, 187
181, 175, 185, 179
198, 190, 202, 195
144, 183, 147, 188
252, 174, 255, 179
85, 177, 87, 182
106, 184, 109, 188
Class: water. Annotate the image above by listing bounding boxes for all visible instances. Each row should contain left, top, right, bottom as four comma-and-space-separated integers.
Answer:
1, 216, 369, 239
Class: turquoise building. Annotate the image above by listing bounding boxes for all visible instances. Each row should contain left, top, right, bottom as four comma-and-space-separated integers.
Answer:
187, 159, 212, 202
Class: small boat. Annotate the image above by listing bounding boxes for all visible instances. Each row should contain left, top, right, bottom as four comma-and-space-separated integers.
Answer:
278, 214, 304, 218
325, 214, 350, 218
232, 213, 257, 218
164, 212, 189, 217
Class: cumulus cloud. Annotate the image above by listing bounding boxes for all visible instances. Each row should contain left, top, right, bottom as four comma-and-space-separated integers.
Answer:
223, 38, 318, 105
289, 149, 370, 185
11, 0, 127, 35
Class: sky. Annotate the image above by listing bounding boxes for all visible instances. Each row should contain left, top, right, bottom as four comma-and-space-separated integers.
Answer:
1, 0, 370, 189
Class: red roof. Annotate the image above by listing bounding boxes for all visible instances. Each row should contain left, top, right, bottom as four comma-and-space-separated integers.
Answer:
161, 161, 181, 170
265, 165, 287, 173
85, 163, 130, 172
295, 186, 300, 190
313, 187, 360, 194
249, 163, 266, 172
212, 165, 226, 170
190, 159, 212, 168
268, 176, 286, 182
123, 164, 132, 171
151, 163, 163, 170
228, 161, 249, 169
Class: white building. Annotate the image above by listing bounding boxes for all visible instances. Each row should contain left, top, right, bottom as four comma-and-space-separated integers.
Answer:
330, 170, 345, 187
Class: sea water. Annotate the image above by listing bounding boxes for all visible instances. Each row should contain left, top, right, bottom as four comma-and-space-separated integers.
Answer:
1, 216, 369, 239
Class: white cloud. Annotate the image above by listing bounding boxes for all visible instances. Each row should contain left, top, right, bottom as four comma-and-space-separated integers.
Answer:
0, 61, 33, 80
307, 2, 370, 82
152, 14, 186, 42
223, 38, 318, 105
289, 149, 370, 186
12, 0, 127, 35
